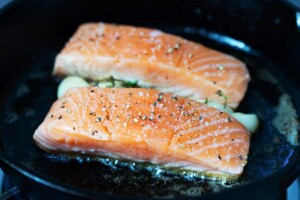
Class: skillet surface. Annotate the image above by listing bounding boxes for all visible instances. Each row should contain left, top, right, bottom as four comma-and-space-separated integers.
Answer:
0, 24, 299, 198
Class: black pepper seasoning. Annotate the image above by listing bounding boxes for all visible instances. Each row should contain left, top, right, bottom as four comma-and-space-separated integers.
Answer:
218, 154, 222, 160
228, 116, 232, 122
216, 89, 223, 96
183, 112, 190, 116
157, 93, 164, 101
204, 98, 208, 104
142, 115, 147, 120
95, 117, 102, 122
171, 96, 178, 101
58, 115, 62, 120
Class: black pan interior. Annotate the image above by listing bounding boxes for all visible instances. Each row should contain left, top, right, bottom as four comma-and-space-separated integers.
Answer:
0, 0, 300, 199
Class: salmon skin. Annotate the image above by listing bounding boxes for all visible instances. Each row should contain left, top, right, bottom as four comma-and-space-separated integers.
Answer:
53, 23, 250, 109
33, 87, 250, 177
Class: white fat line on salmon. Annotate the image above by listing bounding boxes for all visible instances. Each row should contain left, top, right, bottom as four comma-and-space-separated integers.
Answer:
184, 104, 212, 115
33, 134, 58, 151
172, 109, 222, 131
63, 90, 88, 130
187, 56, 227, 66
185, 51, 215, 61
189, 140, 246, 156
183, 128, 244, 145
225, 74, 236, 88
192, 63, 243, 73
176, 117, 233, 136
43, 122, 70, 147
80, 88, 89, 131
66, 96, 84, 123
203, 71, 230, 77
217, 77, 247, 86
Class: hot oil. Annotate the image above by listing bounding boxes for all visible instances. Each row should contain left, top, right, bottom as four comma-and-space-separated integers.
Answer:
0, 26, 298, 198
46, 152, 238, 197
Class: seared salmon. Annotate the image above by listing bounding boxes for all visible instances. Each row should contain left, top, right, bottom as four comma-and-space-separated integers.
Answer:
33, 88, 250, 177
53, 23, 250, 109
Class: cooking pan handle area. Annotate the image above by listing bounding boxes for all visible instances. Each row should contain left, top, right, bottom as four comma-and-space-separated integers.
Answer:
280, 157, 300, 193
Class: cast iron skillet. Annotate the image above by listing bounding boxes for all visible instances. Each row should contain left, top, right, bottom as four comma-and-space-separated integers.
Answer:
0, 0, 300, 199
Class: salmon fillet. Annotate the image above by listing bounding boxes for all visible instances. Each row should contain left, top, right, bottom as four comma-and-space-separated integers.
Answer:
53, 23, 250, 109
33, 87, 250, 177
